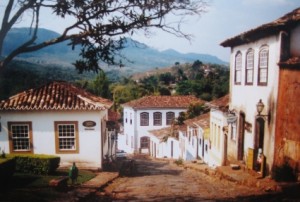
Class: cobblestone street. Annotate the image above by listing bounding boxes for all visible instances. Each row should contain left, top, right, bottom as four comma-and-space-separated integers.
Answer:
84, 156, 280, 201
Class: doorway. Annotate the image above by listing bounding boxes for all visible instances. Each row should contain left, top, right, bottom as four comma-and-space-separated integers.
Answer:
255, 117, 265, 153
237, 112, 245, 161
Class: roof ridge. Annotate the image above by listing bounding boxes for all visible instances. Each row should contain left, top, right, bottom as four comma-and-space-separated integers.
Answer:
0, 81, 113, 111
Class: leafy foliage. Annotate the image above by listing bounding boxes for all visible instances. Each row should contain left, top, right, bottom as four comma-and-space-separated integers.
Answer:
7, 154, 60, 175
0, 0, 208, 71
175, 63, 229, 101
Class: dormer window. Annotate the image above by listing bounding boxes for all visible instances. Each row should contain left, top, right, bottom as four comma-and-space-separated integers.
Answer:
234, 51, 242, 85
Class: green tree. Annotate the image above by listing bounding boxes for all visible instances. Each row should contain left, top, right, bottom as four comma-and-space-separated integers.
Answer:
176, 112, 186, 125
93, 70, 110, 98
186, 103, 206, 119
159, 72, 176, 85
0, 0, 208, 71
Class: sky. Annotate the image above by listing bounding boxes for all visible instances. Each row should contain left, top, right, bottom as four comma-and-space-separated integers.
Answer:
1, 0, 300, 62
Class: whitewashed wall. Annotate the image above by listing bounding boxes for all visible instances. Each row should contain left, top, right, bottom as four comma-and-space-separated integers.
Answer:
122, 107, 186, 154
149, 134, 180, 159
120, 107, 135, 153
0, 110, 106, 168
229, 35, 280, 168
185, 126, 198, 161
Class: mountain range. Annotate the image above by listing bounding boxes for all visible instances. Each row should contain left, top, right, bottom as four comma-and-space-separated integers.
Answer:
3, 28, 227, 73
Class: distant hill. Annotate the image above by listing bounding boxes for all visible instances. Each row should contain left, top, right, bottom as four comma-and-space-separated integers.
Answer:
3, 28, 227, 73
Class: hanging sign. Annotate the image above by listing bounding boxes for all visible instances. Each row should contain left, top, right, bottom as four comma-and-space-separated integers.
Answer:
227, 113, 237, 124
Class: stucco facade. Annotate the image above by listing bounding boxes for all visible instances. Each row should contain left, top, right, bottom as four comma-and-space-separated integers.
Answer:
228, 36, 279, 171
120, 95, 204, 155
221, 8, 300, 174
209, 109, 227, 167
0, 111, 106, 168
122, 107, 185, 154
0, 81, 114, 169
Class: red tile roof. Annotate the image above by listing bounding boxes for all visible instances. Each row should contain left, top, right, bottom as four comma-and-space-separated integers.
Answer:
207, 94, 229, 112
278, 57, 300, 68
0, 81, 113, 111
149, 125, 182, 140
122, 95, 204, 109
221, 7, 300, 47
184, 112, 210, 130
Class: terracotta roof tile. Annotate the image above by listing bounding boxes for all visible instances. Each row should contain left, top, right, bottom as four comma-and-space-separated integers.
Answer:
184, 113, 210, 130
149, 125, 181, 141
0, 81, 113, 111
221, 7, 300, 47
278, 57, 300, 68
207, 94, 229, 111
122, 95, 204, 109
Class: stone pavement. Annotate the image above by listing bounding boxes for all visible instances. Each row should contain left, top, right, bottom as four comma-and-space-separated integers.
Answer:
81, 172, 119, 189
183, 160, 300, 197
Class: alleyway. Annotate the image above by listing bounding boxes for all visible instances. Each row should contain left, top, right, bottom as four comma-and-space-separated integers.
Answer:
83, 156, 280, 201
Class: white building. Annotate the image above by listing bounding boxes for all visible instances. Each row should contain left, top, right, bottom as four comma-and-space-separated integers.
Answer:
220, 8, 300, 173
120, 95, 203, 154
182, 113, 210, 162
148, 126, 181, 159
0, 81, 114, 169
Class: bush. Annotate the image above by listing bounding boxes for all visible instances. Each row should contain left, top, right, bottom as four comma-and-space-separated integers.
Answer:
7, 154, 60, 175
0, 158, 15, 187
174, 158, 184, 166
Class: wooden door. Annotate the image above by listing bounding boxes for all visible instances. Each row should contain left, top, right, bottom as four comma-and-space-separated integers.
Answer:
237, 112, 245, 160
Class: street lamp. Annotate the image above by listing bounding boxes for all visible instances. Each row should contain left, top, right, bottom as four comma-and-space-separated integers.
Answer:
256, 99, 265, 115
256, 99, 270, 123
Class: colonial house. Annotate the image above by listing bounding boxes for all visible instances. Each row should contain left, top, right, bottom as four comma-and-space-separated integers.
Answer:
182, 113, 210, 162
148, 126, 181, 159
120, 95, 204, 154
0, 81, 114, 169
220, 8, 300, 174
206, 95, 230, 167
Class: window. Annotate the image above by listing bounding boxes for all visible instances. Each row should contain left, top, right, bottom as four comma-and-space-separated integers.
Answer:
153, 112, 162, 126
234, 52, 242, 84
258, 47, 269, 85
245, 49, 254, 85
8, 122, 33, 153
230, 123, 237, 141
125, 112, 127, 123
166, 112, 175, 125
130, 113, 132, 125
140, 136, 150, 148
55, 121, 79, 154
140, 112, 149, 126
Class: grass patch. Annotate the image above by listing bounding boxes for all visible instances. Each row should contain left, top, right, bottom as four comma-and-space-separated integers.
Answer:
11, 169, 96, 187
0, 169, 96, 201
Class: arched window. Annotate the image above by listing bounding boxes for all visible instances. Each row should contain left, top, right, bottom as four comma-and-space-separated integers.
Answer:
258, 46, 269, 85
166, 112, 175, 125
153, 112, 162, 126
234, 51, 242, 84
245, 49, 254, 85
140, 112, 149, 126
